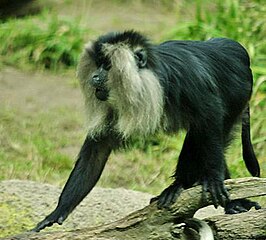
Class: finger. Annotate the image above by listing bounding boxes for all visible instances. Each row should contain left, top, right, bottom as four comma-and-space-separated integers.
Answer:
215, 184, 224, 207
159, 189, 173, 209
236, 205, 248, 213
254, 202, 262, 210
202, 180, 208, 202
157, 184, 182, 209
221, 185, 230, 201
31, 219, 53, 232
243, 200, 261, 211
209, 184, 219, 208
58, 216, 65, 225
225, 208, 238, 214
170, 188, 182, 205
218, 184, 229, 207
150, 196, 159, 204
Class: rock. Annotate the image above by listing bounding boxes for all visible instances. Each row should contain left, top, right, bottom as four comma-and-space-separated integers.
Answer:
0, 179, 225, 238
0, 180, 153, 237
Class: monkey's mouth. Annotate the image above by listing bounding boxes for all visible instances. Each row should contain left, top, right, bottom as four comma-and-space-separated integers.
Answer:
95, 87, 109, 101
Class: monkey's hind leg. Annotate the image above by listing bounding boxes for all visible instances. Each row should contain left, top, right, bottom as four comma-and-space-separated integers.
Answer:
222, 112, 261, 214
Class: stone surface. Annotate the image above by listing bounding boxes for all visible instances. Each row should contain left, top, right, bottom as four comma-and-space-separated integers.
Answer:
0, 179, 224, 237
0, 180, 153, 236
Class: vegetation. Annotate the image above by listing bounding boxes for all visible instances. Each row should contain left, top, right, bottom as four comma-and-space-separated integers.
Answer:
168, 0, 266, 88
0, 12, 87, 70
0, 0, 265, 196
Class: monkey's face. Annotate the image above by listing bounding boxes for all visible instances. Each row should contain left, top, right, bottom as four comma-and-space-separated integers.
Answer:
77, 31, 164, 138
89, 45, 147, 102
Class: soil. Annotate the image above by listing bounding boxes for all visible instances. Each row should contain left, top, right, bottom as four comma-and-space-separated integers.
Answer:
0, 67, 84, 160
53, 0, 180, 40
0, 68, 82, 113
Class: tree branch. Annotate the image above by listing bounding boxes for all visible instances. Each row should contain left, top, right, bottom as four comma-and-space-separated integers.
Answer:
2, 177, 266, 240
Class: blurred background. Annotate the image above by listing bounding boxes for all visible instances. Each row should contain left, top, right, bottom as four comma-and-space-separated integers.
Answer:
0, 0, 265, 200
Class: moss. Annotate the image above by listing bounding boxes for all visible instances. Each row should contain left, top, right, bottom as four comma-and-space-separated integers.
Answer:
0, 194, 34, 237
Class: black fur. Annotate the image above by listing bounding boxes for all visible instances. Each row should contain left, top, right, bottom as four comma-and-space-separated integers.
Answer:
32, 31, 260, 232
147, 36, 260, 208
32, 132, 119, 232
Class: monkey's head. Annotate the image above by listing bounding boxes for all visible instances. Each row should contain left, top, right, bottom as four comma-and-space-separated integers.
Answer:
77, 30, 164, 138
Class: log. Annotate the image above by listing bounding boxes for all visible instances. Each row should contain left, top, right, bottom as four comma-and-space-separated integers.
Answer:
2, 177, 266, 240
207, 209, 266, 239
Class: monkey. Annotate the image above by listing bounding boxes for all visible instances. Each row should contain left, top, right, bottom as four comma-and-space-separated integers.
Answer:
32, 30, 261, 232
182, 218, 214, 240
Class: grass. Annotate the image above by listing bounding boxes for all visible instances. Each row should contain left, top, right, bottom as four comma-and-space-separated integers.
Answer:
0, 11, 89, 71
0, 105, 83, 185
0, 0, 265, 196
168, 0, 266, 87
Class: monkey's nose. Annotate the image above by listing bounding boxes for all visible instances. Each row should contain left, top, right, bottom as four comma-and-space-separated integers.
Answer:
91, 74, 103, 88
92, 74, 100, 83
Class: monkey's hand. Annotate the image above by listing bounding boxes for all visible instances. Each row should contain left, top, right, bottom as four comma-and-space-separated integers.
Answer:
151, 182, 183, 208
202, 177, 230, 208
31, 208, 68, 232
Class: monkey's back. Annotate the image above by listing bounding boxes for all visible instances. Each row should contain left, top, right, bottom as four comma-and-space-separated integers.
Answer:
155, 38, 253, 130
157, 38, 252, 85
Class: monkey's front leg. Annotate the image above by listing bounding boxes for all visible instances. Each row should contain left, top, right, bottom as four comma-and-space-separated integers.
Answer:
151, 131, 197, 208
32, 134, 116, 232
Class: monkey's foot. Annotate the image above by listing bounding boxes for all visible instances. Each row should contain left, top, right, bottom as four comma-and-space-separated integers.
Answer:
225, 198, 261, 214
31, 209, 68, 232
151, 183, 183, 209
202, 178, 229, 208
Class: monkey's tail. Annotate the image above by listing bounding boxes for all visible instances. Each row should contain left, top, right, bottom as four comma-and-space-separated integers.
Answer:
241, 105, 260, 177
184, 218, 214, 240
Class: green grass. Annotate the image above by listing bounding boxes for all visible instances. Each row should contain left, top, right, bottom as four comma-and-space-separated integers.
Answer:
0, 0, 265, 196
168, 0, 266, 87
0, 106, 83, 185
0, 11, 89, 71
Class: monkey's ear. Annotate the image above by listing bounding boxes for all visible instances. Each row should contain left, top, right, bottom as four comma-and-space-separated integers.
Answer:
134, 49, 147, 68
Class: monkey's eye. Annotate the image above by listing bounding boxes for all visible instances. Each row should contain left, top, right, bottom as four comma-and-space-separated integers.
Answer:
134, 49, 147, 68
102, 61, 111, 71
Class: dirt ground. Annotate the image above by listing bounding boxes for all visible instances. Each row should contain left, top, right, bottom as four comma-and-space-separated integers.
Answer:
0, 68, 81, 113
0, 67, 85, 162
53, 0, 181, 40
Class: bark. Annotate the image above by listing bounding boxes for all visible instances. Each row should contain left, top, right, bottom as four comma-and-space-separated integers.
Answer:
2, 177, 266, 240
207, 209, 266, 240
